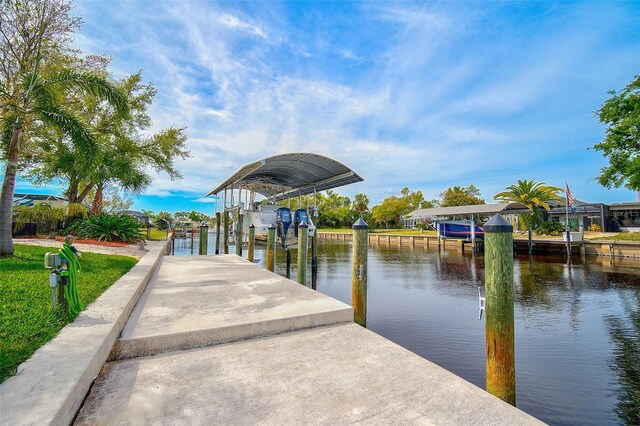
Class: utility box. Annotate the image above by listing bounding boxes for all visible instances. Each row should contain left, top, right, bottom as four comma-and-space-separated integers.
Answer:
563, 232, 583, 242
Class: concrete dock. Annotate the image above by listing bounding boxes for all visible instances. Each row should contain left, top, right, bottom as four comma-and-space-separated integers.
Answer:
74, 254, 542, 425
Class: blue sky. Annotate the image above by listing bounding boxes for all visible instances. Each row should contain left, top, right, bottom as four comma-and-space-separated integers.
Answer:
14, 1, 640, 214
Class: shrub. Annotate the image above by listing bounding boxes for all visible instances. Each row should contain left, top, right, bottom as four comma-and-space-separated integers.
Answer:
13, 204, 66, 234
66, 213, 144, 243
535, 221, 566, 236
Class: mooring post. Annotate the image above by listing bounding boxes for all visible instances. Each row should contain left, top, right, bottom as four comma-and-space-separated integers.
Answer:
248, 225, 255, 262
352, 218, 368, 327
285, 249, 291, 278
235, 213, 243, 256
223, 211, 229, 254
215, 212, 221, 255
297, 222, 309, 285
266, 225, 276, 272
484, 214, 516, 406
199, 224, 209, 255
190, 226, 194, 254
311, 229, 318, 274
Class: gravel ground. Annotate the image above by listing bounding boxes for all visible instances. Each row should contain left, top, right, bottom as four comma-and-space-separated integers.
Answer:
13, 239, 146, 259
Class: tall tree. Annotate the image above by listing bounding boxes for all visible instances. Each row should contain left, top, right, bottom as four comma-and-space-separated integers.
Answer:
493, 179, 562, 254
440, 185, 484, 207
352, 193, 370, 218
27, 72, 188, 213
400, 187, 431, 210
371, 195, 410, 229
593, 74, 640, 195
0, 0, 128, 256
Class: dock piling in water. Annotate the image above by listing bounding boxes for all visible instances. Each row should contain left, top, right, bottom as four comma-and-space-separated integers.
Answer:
352, 218, 368, 327
266, 225, 276, 272
235, 214, 243, 256
297, 222, 309, 285
248, 225, 255, 262
198, 224, 209, 255
484, 214, 516, 406
215, 212, 221, 255
311, 230, 318, 274
223, 211, 229, 254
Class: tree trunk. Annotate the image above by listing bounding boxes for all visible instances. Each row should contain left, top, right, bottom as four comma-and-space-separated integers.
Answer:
76, 182, 93, 206
0, 128, 23, 257
91, 184, 104, 215
528, 225, 533, 255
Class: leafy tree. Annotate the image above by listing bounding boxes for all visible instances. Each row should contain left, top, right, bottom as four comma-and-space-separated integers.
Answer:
0, 0, 128, 256
371, 195, 409, 228
352, 193, 370, 218
493, 179, 562, 254
400, 187, 432, 210
154, 211, 174, 230
188, 210, 209, 223
593, 74, 640, 192
26, 72, 188, 214
440, 185, 484, 207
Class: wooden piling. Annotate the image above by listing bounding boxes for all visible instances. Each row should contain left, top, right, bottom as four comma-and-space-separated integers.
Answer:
198, 224, 209, 255
311, 230, 318, 274
297, 222, 309, 285
215, 212, 221, 255
223, 211, 229, 254
235, 213, 243, 256
484, 214, 516, 406
352, 218, 368, 327
248, 225, 255, 262
266, 225, 276, 272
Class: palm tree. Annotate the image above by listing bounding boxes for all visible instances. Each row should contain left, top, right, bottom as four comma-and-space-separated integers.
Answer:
88, 148, 151, 215
352, 193, 370, 218
493, 179, 562, 255
0, 67, 128, 256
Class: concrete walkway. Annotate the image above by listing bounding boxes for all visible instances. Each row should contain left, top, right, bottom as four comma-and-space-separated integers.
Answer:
76, 255, 543, 425
111, 255, 353, 360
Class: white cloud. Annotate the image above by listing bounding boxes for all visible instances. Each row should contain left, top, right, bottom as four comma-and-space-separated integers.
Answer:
66, 0, 640, 208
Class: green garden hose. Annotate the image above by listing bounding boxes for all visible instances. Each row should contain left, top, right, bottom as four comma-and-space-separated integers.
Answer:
59, 243, 83, 316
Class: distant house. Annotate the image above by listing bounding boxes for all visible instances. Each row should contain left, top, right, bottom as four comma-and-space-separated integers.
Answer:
118, 210, 150, 226
13, 193, 68, 209
404, 200, 640, 233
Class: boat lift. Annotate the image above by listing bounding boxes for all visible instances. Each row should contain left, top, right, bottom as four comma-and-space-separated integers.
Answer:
205, 153, 363, 252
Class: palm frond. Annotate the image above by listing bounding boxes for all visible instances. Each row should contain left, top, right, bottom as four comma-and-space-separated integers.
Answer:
40, 69, 130, 117
33, 103, 97, 161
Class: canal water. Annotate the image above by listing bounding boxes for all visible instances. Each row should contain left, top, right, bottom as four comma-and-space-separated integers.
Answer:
171, 235, 640, 426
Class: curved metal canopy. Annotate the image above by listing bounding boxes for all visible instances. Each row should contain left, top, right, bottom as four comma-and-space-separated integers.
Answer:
406, 203, 530, 219
205, 153, 363, 201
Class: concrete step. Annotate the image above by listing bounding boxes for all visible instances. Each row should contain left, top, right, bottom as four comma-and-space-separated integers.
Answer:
110, 255, 353, 360
78, 323, 543, 425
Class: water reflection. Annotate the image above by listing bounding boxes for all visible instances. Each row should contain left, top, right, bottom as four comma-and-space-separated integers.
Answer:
172, 236, 640, 425
606, 292, 640, 426
314, 240, 640, 426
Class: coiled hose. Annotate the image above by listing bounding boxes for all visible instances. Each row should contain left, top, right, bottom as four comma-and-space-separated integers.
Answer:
59, 243, 83, 316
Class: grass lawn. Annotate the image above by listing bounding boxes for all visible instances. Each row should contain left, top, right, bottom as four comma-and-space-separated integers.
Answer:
317, 228, 437, 236
0, 244, 138, 383
591, 232, 640, 242
148, 227, 169, 241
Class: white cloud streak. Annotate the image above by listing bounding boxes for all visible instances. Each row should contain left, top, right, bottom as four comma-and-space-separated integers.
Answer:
62, 0, 640, 207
